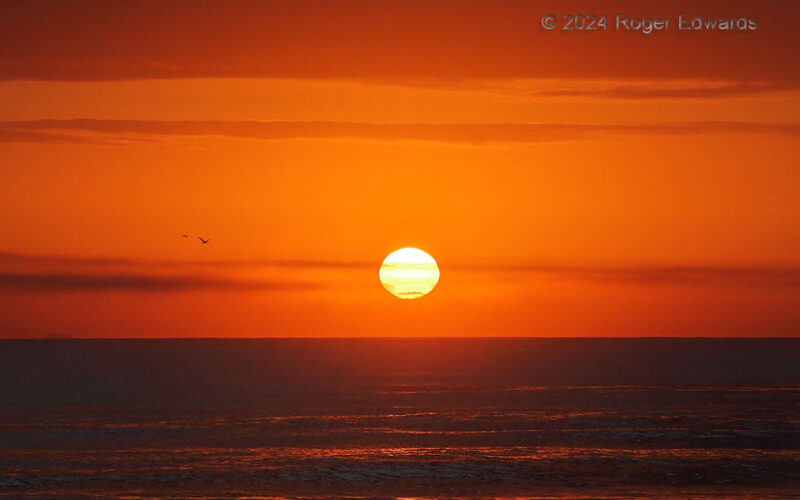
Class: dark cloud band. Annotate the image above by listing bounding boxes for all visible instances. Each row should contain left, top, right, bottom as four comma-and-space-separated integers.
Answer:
1, 120, 798, 146
0, 271, 319, 293
1, 1, 797, 84
2, 252, 800, 292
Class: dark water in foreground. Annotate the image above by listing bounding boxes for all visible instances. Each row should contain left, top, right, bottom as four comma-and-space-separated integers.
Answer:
0, 338, 798, 499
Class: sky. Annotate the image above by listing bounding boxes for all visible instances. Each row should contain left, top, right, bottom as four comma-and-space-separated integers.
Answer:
1, 0, 799, 337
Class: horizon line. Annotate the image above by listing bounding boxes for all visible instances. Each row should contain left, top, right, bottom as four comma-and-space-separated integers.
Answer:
2, 336, 798, 340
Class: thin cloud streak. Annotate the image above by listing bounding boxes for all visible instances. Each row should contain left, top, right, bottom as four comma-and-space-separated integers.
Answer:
398, 79, 799, 100
456, 264, 800, 289
2, 252, 800, 291
526, 82, 796, 100
0, 271, 319, 293
1, 120, 798, 146
0, 252, 371, 270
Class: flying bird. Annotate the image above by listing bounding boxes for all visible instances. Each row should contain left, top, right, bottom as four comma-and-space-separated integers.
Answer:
182, 234, 188, 238
198, 237, 210, 244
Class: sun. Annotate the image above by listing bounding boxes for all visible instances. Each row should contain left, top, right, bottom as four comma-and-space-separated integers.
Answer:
379, 247, 440, 300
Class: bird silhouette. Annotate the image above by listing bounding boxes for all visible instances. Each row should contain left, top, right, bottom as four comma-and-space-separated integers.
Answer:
198, 237, 210, 244
182, 234, 188, 238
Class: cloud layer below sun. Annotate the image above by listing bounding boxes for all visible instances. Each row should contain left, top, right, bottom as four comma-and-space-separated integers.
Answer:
3, 252, 800, 293
1, 119, 798, 146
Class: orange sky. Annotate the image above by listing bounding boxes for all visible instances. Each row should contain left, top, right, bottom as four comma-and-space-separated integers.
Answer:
1, 0, 799, 337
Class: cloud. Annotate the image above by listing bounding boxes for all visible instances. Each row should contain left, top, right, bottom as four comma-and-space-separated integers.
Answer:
0, 128, 103, 144
0, 271, 319, 293
396, 79, 799, 100
0, 251, 371, 270
0, 119, 798, 146
525, 82, 796, 100
0, 252, 359, 294
0, 1, 797, 86
458, 264, 800, 289
2, 252, 800, 292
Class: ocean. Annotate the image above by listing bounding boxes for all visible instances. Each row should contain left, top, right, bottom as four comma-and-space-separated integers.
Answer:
1, 338, 798, 499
